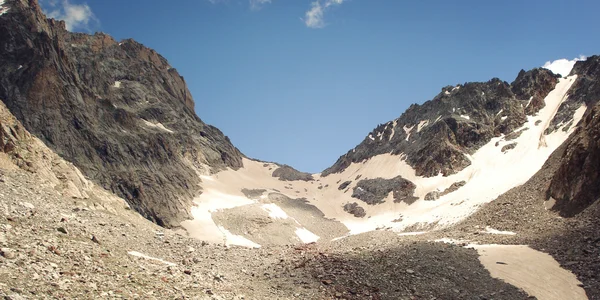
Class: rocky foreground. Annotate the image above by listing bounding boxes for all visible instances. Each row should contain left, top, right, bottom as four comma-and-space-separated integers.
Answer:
1, 165, 533, 300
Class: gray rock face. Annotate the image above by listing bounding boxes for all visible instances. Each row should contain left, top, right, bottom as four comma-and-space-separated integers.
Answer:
272, 165, 314, 181
241, 188, 267, 200
442, 181, 466, 196
0, 0, 243, 227
546, 56, 600, 216
424, 180, 466, 201
501, 143, 517, 153
351, 176, 417, 205
512, 68, 561, 115
424, 191, 439, 201
547, 55, 600, 134
322, 69, 558, 178
338, 181, 352, 191
343, 202, 366, 218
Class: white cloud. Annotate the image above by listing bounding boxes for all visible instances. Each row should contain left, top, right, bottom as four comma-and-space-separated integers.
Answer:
304, 0, 345, 29
250, 0, 272, 10
207, 0, 273, 10
542, 55, 587, 77
46, 0, 97, 32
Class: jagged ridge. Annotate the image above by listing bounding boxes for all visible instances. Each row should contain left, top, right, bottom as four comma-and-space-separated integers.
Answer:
322, 69, 559, 177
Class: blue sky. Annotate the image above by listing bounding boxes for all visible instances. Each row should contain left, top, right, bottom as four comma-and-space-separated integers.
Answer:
41, 0, 600, 173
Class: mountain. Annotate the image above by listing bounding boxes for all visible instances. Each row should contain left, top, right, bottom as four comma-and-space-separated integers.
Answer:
1, 0, 598, 242
1, 1, 600, 298
0, 0, 243, 227
172, 57, 598, 250
323, 68, 559, 177
318, 56, 600, 220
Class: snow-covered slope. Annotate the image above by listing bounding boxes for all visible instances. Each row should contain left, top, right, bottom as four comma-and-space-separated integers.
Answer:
180, 65, 589, 247
307, 75, 584, 235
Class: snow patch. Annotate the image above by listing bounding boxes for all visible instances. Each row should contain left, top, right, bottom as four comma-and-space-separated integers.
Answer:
142, 119, 174, 133
200, 175, 215, 182
368, 134, 375, 141
525, 96, 534, 108
388, 120, 397, 141
295, 227, 320, 243
127, 251, 176, 266
218, 226, 261, 248
416, 120, 429, 132
460, 115, 470, 120
181, 180, 256, 247
113, 81, 122, 88
483, 226, 516, 235
403, 124, 415, 141
474, 244, 586, 300
501, 116, 507, 121
571, 104, 587, 128
261, 203, 288, 219
542, 56, 587, 77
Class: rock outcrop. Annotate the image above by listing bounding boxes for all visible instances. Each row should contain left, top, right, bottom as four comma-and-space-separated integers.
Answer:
351, 176, 417, 205
272, 165, 314, 181
0, 0, 243, 227
343, 202, 366, 218
322, 69, 559, 178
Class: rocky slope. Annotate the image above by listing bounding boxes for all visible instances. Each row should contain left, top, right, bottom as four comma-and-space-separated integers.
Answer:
323, 69, 559, 177
0, 0, 243, 227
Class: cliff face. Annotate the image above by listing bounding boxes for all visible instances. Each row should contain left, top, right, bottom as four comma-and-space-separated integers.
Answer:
546, 56, 600, 216
0, 0, 243, 227
322, 68, 559, 177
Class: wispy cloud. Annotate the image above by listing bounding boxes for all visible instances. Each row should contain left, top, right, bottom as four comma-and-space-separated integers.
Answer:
207, 0, 273, 10
250, 0, 272, 10
45, 0, 97, 32
304, 0, 345, 29
542, 55, 587, 77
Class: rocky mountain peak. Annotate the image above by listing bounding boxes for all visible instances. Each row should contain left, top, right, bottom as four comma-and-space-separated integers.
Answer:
322, 67, 559, 177
0, 0, 244, 227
